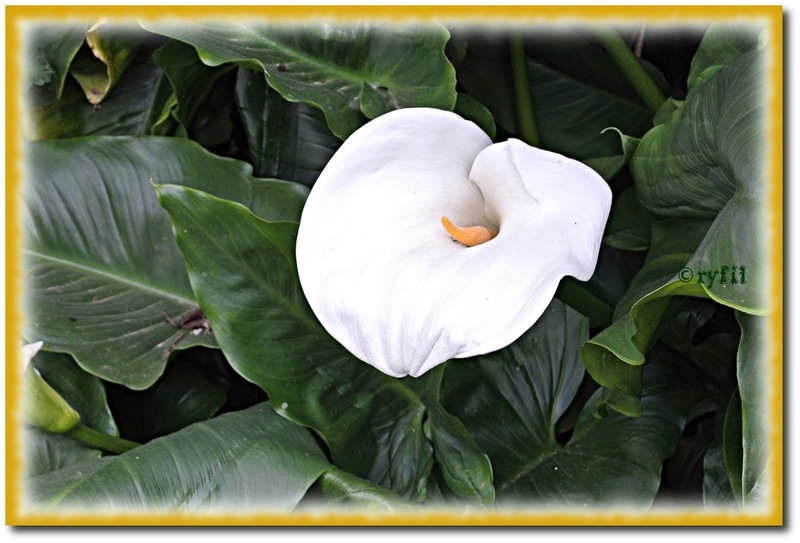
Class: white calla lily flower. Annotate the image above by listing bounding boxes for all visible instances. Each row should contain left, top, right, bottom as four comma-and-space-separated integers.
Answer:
296, 108, 611, 378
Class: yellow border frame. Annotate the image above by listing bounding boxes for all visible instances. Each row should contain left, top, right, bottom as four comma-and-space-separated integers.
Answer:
5, 4, 784, 527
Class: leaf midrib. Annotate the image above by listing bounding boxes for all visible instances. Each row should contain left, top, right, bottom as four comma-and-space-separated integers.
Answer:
24, 249, 195, 306
497, 444, 559, 493
195, 22, 376, 89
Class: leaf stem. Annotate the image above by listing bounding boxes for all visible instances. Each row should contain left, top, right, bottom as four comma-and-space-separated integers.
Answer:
555, 278, 614, 329
67, 424, 140, 455
595, 26, 666, 113
509, 32, 540, 147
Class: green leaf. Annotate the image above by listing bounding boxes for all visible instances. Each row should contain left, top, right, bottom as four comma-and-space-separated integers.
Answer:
530, 348, 708, 508
23, 428, 102, 478
31, 350, 118, 436
23, 137, 307, 389
317, 466, 414, 511
555, 244, 644, 329
583, 46, 771, 411
687, 23, 765, 91
441, 300, 587, 491
444, 300, 707, 508
140, 21, 458, 139
22, 365, 81, 435
106, 351, 228, 443
653, 306, 730, 502
603, 187, 652, 252
152, 39, 238, 148
26, 51, 174, 140
456, 29, 655, 160
155, 184, 491, 502
27, 403, 331, 511
704, 433, 736, 506
722, 389, 745, 502
453, 92, 496, 141
652, 97, 683, 126
68, 24, 140, 105
658, 417, 717, 500
423, 400, 495, 506
233, 66, 341, 185
24, 23, 87, 106
581, 217, 712, 416
582, 128, 640, 183
734, 312, 769, 505
631, 49, 767, 313
632, 48, 762, 217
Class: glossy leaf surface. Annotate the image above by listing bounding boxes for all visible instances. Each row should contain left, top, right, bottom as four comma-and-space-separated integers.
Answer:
23, 137, 307, 388
28, 403, 332, 511
141, 21, 458, 139
156, 184, 493, 503
446, 325, 708, 508
233, 65, 341, 185
584, 44, 769, 414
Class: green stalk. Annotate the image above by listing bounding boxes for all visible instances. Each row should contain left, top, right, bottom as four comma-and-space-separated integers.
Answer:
67, 424, 140, 455
509, 32, 540, 147
555, 278, 614, 329
595, 26, 666, 113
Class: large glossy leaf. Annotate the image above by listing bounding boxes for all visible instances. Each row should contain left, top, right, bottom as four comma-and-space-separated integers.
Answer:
23, 429, 102, 479
441, 300, 587, 491
582, 45, 769, 414
24, 23, 87, 106
446, 333, 708, 508
22, 137, 308, 389
455, 29, 656, 160
687, 23, 764, 91
141, 21, 457, 139
581, 218, 711, 416
233, 66, 341, 185
722, 389, 745, 503
631, 48, 767, 312
423, 400, 495, 506
27, 402, 380, 512
528, 348, 707, 509
155, 184, 493, 503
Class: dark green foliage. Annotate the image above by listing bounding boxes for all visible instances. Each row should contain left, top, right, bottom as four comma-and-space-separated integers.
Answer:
19, 19, 773, 517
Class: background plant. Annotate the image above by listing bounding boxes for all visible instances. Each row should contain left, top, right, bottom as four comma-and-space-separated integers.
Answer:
17, 17, 774, 516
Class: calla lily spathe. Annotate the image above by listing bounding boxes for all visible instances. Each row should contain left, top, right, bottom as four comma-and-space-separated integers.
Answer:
296, 108, 611, 378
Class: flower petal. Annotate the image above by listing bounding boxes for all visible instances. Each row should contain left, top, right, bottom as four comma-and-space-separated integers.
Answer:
296, 109, 611, 378
458, 139, 613, 358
